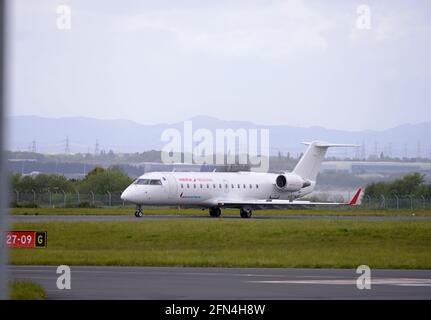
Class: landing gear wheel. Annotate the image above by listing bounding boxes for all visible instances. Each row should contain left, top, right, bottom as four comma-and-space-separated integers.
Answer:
240, 208, 252, 218
209, 207, 221, 218
135, 205, 143, 218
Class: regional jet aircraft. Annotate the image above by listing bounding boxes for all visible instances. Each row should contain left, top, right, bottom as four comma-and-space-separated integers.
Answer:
121, 141, 361, 218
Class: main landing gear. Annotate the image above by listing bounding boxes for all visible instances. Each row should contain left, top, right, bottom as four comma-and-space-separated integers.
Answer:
240, 208, 252, 219
134, 205, 143, 218
209, 207, 221, 218
208, 207, 252, 218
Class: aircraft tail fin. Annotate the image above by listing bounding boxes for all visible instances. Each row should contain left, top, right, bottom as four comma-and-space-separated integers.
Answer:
293, 141, 358, 181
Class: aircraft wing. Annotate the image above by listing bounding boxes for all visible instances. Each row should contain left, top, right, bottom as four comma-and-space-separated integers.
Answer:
217, 188, 362, 209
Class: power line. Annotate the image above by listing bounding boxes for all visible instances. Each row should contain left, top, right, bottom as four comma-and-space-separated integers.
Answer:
94, 139, 99, 155
417, 140, 421, 158
361, 141, 366, 159
65, 136, 70, 154
31, 138, 36, 153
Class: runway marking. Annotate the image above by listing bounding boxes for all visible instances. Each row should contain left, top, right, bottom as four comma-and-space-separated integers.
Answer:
249, 278, 431, 287
10, 269, 297, 279
10, 268, 348, 280
13, 268, 431, 287
10, 267, 309, 278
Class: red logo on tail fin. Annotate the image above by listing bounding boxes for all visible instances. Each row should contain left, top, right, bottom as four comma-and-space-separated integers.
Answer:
349, 188, 362, 205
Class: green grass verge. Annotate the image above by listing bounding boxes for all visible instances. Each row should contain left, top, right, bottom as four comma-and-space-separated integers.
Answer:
9, 280, 46, 300
10, 207, 431, 216
10, 219, 431, 269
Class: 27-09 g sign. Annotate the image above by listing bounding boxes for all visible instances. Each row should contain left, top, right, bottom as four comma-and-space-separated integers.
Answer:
5, 231, 47, 248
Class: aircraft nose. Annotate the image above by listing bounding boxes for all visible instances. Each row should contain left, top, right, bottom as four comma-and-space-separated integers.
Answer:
121, 188, 130, 201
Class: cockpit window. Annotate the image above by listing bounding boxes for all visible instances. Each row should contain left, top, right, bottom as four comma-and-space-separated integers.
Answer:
149, 179, 162, 185
135, 179, 162, 185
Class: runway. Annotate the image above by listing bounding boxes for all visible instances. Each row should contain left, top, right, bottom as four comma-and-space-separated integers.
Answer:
9, 266, 431, 299
10, 214, 431, 222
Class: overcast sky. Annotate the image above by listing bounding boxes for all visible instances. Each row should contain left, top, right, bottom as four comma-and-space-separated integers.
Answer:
7, 0, 431, 131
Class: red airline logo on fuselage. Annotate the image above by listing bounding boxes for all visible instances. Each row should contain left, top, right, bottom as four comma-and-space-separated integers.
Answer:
178, 178, 213, 182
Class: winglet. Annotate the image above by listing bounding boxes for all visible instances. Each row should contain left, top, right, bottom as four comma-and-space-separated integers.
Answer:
348, 188, 362, 205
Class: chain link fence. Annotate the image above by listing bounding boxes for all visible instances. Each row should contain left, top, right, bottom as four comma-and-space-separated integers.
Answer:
11, 191, 126, 208
9, 191, 431, 209
361, 195, 431, 210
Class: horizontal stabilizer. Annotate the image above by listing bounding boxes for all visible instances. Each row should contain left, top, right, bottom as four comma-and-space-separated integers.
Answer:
301, 141, 360, 148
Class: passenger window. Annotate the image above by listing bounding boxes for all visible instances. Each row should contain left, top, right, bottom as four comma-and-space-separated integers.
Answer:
225, 184, 228, 188
219, 184, 222, 189
194, 184, 196, 188
238, 184, 241, 188
200, 184, 203, 188
249, 184, 252, 189
256, 184, 259, 189
207, 184, 210, 188
181, 184, 184, 188
213, 184, 216, 188
243, 184, 246, 189
231, 184, 234, 189
187, 184, 190, 188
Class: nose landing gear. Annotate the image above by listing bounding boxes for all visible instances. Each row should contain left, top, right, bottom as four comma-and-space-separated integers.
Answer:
134, 205, 143, 218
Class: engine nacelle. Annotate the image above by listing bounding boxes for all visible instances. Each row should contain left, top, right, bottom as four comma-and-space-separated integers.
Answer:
275, 173, 308, 192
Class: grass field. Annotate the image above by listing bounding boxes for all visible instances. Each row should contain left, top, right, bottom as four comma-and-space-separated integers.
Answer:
10, 219, 431, 269
9, 280, 46, 300
10, 207, 431, 216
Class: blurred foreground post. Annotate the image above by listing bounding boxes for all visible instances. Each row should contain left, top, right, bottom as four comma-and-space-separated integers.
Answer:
0, 0, 9, 300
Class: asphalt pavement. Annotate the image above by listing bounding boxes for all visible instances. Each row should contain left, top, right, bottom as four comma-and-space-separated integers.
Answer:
9, 265, 431, 299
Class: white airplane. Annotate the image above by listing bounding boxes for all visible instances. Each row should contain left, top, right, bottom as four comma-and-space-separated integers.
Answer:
121, 141, 361, 218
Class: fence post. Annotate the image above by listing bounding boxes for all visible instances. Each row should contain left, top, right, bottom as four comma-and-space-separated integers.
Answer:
48, 189, 52, 207
421, 196, 426, 209
61, 189, 66, 207
380, 195, 385, 209
107, 191, 112, 207
394, 194, 399, 210
15, 189, 19, 205
76, 190, 80, 205
90, 191, 95, 206
31, 189, 36, 205
366, 195, 371, 208
409, 195, 413, 210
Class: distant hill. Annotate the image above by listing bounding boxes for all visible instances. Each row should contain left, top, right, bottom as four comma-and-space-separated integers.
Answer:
6, 115, 431, 158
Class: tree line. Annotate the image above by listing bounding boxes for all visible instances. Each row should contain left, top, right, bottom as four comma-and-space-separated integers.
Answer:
364, 173, 431, 198
10, 168, 431, 199
10, 166, 133, 194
